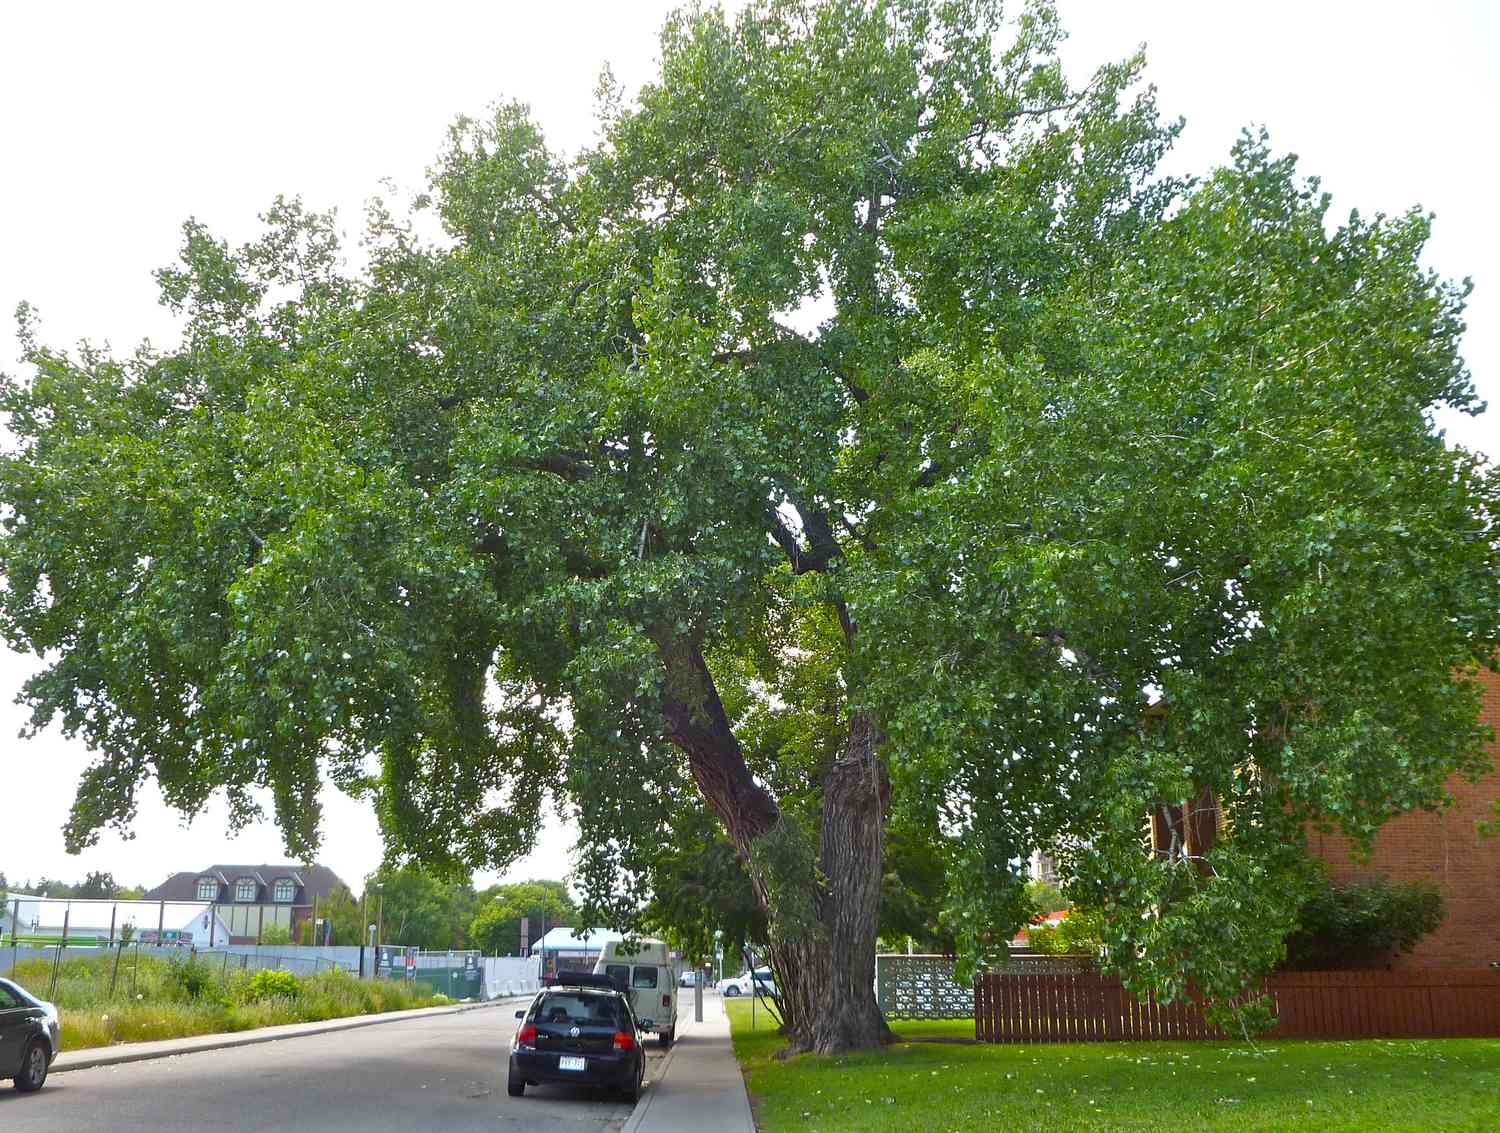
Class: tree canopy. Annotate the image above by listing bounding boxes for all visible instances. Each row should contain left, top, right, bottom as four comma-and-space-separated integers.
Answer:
469, 879, 576, 955
2, 0, 1497, 1050
365, 866, 477, 951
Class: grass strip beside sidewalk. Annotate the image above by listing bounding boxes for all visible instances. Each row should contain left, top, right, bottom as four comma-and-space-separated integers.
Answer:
725, 999, 1500, 1132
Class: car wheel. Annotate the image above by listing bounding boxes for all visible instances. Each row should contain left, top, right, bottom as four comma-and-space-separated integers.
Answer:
14, 1040, 49, 1093
506, 1064, 525, 1097
723, 985, 740, 997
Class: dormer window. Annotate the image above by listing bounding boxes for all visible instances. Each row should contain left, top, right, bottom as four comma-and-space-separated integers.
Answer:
196, 877, 218, 901
273, 878, 295, 903
235, 877, 257, 902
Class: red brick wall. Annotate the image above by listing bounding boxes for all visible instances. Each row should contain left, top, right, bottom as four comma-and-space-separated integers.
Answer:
1306, 667, 1500, 968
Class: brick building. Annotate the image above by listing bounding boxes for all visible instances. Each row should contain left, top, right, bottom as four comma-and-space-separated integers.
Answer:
1306, 666, 1500, 968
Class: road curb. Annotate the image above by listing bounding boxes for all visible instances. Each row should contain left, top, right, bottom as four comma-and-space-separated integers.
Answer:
51, 995, 529, 1074
621, 1032, 684, 1133
623, 1004, 715, 1133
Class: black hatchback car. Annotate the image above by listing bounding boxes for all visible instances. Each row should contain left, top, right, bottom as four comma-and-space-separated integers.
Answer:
508, 972, 645, 1101
0, 977, 61, 1093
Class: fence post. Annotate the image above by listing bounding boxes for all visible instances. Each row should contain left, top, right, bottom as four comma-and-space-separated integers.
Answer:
109, 938, 123, 999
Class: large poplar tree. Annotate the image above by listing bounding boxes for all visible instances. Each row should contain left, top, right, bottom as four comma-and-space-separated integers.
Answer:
3, 1, 1497, 1052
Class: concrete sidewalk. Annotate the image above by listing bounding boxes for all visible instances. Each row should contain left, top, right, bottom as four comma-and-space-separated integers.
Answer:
625, 990, 755, 1133
51, 996, 526, 1073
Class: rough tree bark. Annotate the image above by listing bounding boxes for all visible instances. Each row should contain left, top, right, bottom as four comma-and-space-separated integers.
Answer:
653, 633, 892, 1053
772, 712, 894, 1053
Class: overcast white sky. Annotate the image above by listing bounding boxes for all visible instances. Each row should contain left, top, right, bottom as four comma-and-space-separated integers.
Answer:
2, 1, 1496, 895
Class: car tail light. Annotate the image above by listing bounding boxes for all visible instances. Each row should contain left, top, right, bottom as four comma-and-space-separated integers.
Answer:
517, 1023, 537, 1045
662, 994, 671, 1008
613, 1031, 635, 1052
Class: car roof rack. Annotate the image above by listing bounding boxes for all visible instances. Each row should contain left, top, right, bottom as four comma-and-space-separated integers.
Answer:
550, 970, 620, 991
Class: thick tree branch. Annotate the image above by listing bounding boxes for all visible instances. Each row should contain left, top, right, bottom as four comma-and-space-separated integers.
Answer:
652, 634, 780, 850
768, 500, 844, 576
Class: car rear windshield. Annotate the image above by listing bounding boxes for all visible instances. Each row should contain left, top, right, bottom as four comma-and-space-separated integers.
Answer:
631, 966, 659, 989
536, 993, 625, 1027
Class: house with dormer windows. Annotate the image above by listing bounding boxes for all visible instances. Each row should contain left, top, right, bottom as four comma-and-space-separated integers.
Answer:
143, 863, 346, 945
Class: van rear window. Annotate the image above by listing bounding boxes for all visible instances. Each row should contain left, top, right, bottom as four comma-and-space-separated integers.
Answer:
631, 966, 659, 989
604, 964, 630, 988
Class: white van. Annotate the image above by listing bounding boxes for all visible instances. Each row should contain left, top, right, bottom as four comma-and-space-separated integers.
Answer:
593, 938, 678, 1046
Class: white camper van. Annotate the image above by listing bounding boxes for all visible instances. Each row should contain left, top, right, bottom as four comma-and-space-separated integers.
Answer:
593, 938, 678, 1046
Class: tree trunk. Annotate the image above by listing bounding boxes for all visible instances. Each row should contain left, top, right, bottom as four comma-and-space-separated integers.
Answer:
775, 712, 893, 1054
654, 637, 892, 1054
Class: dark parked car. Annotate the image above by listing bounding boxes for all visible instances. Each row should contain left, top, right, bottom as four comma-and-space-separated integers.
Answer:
508, 971, 645, 1102
0, 977, 60, 1093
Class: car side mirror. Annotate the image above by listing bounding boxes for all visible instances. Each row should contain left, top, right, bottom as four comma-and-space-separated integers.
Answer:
514, 1010, 525, 1019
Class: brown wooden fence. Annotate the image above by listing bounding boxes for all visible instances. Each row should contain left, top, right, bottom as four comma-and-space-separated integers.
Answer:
975, 969, 1500, 1042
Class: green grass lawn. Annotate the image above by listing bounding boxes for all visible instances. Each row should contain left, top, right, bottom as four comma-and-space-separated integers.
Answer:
725, 1000, 1500, 1132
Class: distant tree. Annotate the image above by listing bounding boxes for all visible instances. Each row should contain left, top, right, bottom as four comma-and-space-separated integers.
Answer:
116, 884, 147, 901
469, 880, 576, 955
1025, 879, 1070, 917
369, 867, 476, 950
75, 870, 117, 899
319, 883, 363, 945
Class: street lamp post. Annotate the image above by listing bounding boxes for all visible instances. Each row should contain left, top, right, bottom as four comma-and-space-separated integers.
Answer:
369, 882, 384, 950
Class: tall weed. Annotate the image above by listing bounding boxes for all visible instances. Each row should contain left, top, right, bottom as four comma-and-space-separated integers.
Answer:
8, 952, 442, 1049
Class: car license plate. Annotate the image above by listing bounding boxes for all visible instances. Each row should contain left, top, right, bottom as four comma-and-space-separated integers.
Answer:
558, 1055, 586, 1072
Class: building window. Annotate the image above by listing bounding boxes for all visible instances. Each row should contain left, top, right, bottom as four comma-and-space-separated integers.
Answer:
235, 877, 257, 902
196, 878, 218, 901
273, 878, 295, 903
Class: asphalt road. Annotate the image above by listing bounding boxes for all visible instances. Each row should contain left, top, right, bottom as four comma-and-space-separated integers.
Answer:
1, 1004, 668, 1132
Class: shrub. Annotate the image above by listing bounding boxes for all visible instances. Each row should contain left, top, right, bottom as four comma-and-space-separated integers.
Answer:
243, 969, 302, 1001
165, 954, 222, 1001
1026, 908, 1103, 956
259, 923, 293, 946
1281, 874, 1443, 970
